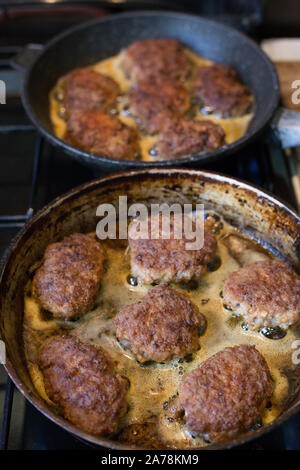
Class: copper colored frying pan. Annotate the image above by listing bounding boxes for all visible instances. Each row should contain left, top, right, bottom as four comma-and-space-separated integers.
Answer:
0, 168, 300, 449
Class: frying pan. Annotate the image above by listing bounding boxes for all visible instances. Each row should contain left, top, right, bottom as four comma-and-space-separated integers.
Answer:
17, 10, 300, 171
0, 168, 300, 450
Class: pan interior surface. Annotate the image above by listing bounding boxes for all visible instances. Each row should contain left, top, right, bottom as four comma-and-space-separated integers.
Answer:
0, 169, 299, 449
49, 46, 254, 162
23, 11, 279, 168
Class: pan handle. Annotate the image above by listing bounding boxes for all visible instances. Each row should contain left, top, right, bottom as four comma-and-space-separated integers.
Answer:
10, 43, 43, 71
271, 107, 300, 148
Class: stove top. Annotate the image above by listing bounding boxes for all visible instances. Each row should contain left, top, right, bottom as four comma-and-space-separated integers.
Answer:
0, 3, 299, 451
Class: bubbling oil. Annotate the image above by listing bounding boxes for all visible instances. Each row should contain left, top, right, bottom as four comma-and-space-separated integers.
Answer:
49, 48, 254, 162
23, 213, 299, 448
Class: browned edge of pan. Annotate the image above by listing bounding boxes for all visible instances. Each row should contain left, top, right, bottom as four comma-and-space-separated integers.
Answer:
0, 168, 299, 450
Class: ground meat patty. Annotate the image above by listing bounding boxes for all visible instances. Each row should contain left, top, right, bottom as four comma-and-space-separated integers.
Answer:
194, 64, 252, 116
115, 285, 204, 363
128, 214, 217, 284
179, 344, 273, 441
223, 260, 300, 330
63, 67, 119, 115
130, 77, 190, 134
67, 110, 139, 160
157, 118, 226, 159
38, 335, 128, 436
33, 233, 104, 320
122, 38, 192, 82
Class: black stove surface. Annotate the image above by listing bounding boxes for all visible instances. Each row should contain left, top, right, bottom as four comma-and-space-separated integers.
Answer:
0, 4, 299, 451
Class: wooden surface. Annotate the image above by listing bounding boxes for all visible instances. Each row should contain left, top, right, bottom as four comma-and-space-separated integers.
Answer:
268, 53, 300, 210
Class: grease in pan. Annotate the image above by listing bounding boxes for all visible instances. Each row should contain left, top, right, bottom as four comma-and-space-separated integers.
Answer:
23, 211, 300, 449
49, 39, 254, 162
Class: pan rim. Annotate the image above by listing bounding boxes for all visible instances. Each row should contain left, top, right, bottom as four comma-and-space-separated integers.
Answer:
1, 167, 299, 450
22, 9, 280, 168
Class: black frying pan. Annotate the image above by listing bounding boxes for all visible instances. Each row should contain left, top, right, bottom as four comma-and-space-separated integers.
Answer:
18, 10, 285, 171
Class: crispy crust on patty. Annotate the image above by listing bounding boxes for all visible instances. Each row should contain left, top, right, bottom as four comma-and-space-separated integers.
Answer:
38, 335, 128, 436
67, 110, 139, 160
130, 77, 190, 134
157, 118, 226, 159
33, 233, 104, 320
179, 344, 274, 441
64, 67, 119, 114
194, 64, 252, 116
128, 215, 217, 284
223, 260, 300, 330
115, 285, 204, 363
122, 38, 192, 82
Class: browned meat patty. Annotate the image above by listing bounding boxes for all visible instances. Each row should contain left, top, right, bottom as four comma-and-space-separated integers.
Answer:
67, 110, 140, 160
122, 38, 192, 82
128, 214, 217, 285
63, 67, 119, 115
179, 344, 273, 441
194, 64, 252, 116
38, 335, 128, 436
130, 77, 190, 134
33, 233, 104, 320
157, 118, 226, 159
115, 285, 204, 363
223, 260, 300, 330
